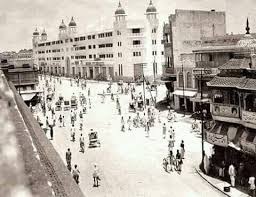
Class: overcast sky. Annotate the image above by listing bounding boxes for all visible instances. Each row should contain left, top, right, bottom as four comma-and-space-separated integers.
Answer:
0, 0, 255, 52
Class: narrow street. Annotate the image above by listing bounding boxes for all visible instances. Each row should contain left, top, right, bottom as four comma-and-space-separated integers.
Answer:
35, 75, 225, 197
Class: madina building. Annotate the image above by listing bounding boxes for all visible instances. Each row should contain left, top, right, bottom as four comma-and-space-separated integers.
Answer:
32, 1, 164, 81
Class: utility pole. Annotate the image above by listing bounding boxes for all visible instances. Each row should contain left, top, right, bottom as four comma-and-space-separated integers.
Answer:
182, 63, 185, 117
141, 63, 146, 109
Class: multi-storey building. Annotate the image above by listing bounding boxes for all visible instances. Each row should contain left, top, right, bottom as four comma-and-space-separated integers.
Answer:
33, 1, 164, 82
203, 21, 256, 182
0, 49, 39, 104
162, 9, 226, 111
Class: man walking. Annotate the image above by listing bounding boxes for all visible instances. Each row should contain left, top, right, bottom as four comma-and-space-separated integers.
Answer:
162, 123, 166, 139
79, 134, 85, 153
72, 164, 80, 184
66, 148, 72, 171
93, 163, 100, 187
228, 163, 236, 187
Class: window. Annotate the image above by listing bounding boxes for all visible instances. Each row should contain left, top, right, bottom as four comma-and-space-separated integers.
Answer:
80, 36, 86, 41
70, 39, 73, 42
152, 51, 157, 55
152, 28, 157, 33
186, 72, 192, 88
93, 54, 96, 58
161, 51, 164, 55
152, 40, 156, 45
133, 40, 141, 45
209, 54, 213, 61
117, 42, 122, 46
178, 72, 184, 87
133, 52, 141, 56
93, 45, 96, 49
106, 43, 113, 47
75, 37, 79, 42
92, 35, 95, 39
88, 45, 91, 49
88, 35, 91, 40
118, 52, 122, 58
117, 30, 121, 36
89, 55, 92, 59
132, 28, 140, 33
118, 64, 123, 76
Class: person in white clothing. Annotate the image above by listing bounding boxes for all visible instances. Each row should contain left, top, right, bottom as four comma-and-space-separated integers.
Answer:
228, 164, 236, 187
249, 176, 255, 197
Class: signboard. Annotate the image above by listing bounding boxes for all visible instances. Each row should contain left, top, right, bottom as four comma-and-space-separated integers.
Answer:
206, 132, 228, 147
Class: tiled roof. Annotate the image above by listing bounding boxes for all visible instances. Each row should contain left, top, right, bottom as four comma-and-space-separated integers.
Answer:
207, 76, 256, 90
207, 76, 246, 88
240, 78, 256, 90
219, 58, 251, 70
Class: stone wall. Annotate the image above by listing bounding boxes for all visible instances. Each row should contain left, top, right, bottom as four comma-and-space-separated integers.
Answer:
9, 81, 85, 197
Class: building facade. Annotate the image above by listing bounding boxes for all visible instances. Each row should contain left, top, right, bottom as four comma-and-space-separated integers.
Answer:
205, 24, 256, 183
162, 9, 226, 111
33, 1, 164, 82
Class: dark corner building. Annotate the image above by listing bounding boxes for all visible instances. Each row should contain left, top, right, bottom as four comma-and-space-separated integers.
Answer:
204, 19, 256, 189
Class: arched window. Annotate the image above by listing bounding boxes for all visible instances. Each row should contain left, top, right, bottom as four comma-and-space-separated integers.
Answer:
186, 72, 192, 88
178, 72, 184, 87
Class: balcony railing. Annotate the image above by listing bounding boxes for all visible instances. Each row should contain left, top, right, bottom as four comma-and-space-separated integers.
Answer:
241, 110, 256, 125
212, 103, 240, 118
195, 61, 218, 68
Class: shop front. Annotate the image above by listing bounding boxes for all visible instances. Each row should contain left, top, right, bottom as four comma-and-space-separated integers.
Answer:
205, 121, 256, 187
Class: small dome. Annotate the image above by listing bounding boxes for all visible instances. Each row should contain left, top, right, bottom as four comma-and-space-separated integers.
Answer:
115, 1, 126, 15
59, 20, 67, 29
146, 0, 157, 13
69, 17, 77, 27
33, 28, 39, 36
41, 29, 47, 36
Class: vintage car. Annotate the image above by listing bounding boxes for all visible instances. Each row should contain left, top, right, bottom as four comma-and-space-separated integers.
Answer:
71, 96, 78, 109
63, 100, 70, 111
55, 101, 62, 111
88, 130, 101, 148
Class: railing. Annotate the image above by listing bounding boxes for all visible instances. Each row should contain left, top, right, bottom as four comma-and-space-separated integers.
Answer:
242, 110, 256, 125
212, 103, 240, 118
195, 61, 217, 68
128, 33, 144, 37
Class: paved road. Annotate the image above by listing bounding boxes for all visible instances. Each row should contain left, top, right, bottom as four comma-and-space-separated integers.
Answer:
36, 76, 225, 197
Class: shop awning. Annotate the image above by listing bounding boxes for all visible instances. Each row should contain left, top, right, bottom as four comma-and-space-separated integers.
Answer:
240, 129, 256, 155
172, 90, 197, 97
206, 122, 229, 147
21, 93, 36, 101
190, 93, 210, 103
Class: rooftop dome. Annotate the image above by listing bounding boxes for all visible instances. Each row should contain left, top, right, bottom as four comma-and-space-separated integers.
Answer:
59, 20, 67, 29
69, 17, 77, 27
33, 28, 39, 36
236, 18, 256, 48
115, 1, 126, 15
146, 0, 157, 13
41, 29, 47, 36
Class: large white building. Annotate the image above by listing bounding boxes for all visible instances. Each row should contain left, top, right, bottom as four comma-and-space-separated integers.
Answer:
32, 1, 164, 81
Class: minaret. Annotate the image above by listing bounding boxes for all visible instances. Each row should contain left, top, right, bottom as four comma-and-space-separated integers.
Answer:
68, 16, 77, 37
114, 1, 126, 23
59, 19, 67, 40
32, 28, 40, 47
246, 17, 250, 34
146, 0, 157, 22
41, 29, 47, 41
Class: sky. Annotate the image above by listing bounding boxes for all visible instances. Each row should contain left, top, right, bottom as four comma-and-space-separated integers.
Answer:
0, 0, 256, 52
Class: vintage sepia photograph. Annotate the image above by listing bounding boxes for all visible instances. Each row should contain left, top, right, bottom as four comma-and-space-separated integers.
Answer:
0, 0, 256, 196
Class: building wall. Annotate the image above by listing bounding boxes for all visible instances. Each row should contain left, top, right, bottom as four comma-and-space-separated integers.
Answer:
169, 9, 226, 68
33, 10, 164, 81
